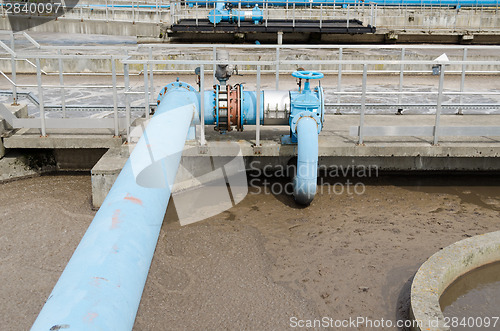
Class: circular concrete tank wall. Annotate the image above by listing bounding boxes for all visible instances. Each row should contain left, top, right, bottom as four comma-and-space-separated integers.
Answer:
410, 230, 500, 331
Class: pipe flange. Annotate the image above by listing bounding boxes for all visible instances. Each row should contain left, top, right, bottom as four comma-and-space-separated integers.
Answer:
215, 84, 243, 133
157, 81, 198, 105
290, 111, 321, 134
228, 84, 242, 131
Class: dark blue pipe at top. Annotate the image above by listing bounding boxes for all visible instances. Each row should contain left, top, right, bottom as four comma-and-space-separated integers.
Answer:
187, 0, 499, 7
74, 4, 170, 8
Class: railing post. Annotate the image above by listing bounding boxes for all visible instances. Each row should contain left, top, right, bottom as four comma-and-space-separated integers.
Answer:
155, 0, 159, 22
112, 56, 119, 137
479, 5, 483, 32
320, 4, 323, 29
358, 64, 367, 145
144, 62, 150, 120
370, 3, 374, 26
238, 1, 241, 27
346, 4, 350, 31
403, 4, 407, 30
169, 0, 173, 24
458, 47, 467, 115
398, 47, 405, 109
132, 0, 137, 23
200, 64, 206, 146
275, 46, 280, 90
433, 64, 445, 146
124, 61, 131, 143
149, 47, 154, 103
36, 58, 46, 137
212, 46, 217, 85
292, 3, 295, 28
57, 50, 66, 118
336, 47, 343, 112
256, 65, 261, 147
10, 32, 17, 105
265, 1, 268, 28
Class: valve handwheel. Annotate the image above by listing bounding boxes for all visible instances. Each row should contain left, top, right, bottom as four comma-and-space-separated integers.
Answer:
292, 71, 324, 80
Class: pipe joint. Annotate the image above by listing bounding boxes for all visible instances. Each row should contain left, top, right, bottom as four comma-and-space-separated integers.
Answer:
157, 81, 200, 126
290, 111, 321, 135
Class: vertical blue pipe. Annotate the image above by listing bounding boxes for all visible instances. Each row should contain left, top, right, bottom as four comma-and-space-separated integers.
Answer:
293, 117, 318, 205
31, 83, 198, 331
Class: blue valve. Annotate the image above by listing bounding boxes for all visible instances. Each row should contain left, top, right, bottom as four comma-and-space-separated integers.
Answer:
292, 71, 324, 80
292, 70, 323, 93
288, 70, 324, 138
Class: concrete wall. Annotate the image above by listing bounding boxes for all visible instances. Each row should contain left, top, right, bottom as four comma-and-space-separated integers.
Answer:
54, 148, 107, 170
374, 7, 500, 34
0, 104, 28, 160
91, 152, 500, 208
0, 16, 161, 37
0, 6, 498, 38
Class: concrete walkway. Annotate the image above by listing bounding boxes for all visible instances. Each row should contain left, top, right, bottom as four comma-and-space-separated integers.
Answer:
184, 114, 500, 158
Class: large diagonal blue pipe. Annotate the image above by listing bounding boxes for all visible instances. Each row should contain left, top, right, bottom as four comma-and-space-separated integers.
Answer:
293, 116, 318, 205
31, 82, 198, 331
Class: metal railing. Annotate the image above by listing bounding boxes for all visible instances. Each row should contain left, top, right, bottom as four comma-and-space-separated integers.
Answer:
1, 34, 500, 147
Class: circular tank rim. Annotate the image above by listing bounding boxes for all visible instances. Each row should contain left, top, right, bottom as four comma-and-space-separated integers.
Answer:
410, 230, 500, 331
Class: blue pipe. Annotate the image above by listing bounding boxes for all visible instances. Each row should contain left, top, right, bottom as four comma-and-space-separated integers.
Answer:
208, 4, 263, 24
293, 116, 318, 205
201, 89, 263, 126
190, 0, 499, 7
75, 4, 171, 8
31, 82, 198, 331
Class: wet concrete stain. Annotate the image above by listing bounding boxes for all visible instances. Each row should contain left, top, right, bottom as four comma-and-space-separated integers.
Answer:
391, 175, 500, 212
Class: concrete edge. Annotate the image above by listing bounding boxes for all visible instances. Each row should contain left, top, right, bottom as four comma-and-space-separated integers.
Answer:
0, 151, 55, 183
410, 230, 500, 331
0, 103, 28, 160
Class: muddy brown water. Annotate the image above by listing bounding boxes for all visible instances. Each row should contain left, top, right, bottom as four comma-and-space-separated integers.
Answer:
1, 173, 499, 330
440, 261, 500, 331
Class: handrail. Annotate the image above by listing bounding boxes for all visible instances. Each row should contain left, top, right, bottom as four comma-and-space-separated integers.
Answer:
0, 38, 499, 146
